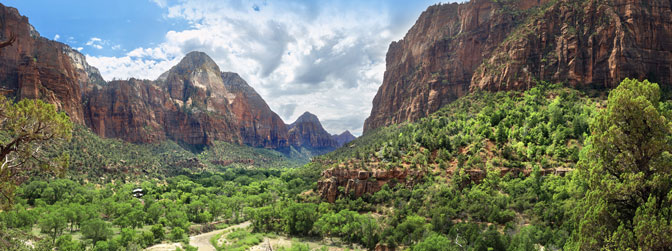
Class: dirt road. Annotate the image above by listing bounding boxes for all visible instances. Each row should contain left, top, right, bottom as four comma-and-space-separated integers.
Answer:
145, 221, 251, 251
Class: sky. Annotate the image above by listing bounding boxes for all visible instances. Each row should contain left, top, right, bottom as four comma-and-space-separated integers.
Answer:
4, 0, 460, 136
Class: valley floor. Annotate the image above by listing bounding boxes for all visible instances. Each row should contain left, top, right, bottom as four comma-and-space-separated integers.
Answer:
145, 221, 361, 251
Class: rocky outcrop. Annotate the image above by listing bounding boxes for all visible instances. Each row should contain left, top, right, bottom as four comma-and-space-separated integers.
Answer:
0, 3, 104, 124
317, 168, 424, 203
364, 0, 672, 133
317, 166, 571, 202
288, 112, 339, 150
332, 130, 356, 147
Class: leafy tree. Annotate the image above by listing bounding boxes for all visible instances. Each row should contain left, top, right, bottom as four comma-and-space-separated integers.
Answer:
282, 202, 318, 236
55, 235, 84, 251
412, 232, 456, 251
392, 214, 431, 246
0, 97, 73, 209
81, 218, 111, 244
150, 224, 165, 242
39, 210, 67, 244
570, 79, 672, 250
170, 227, 186, 242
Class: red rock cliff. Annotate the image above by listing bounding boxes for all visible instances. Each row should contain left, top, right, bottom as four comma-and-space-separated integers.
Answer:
0, 3, 104, 124
288, 112, 339, 149
0, 4, 345, 151
364, 0, 672, 133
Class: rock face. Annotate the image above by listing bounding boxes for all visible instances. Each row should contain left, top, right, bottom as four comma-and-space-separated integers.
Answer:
222, 72, 290, 148
288, 112, 339, 150
332, 130, 356, 147
317, 168, 423, 203
0, 3, 104, 124
364, 0, 672, 133
0, 3, 341, 152
86, 52, 242, 145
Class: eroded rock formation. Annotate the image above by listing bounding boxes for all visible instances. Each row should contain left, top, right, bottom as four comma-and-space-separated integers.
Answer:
364, 0, 672, 133
0, 3, 339, 151
317, 168, 424, 203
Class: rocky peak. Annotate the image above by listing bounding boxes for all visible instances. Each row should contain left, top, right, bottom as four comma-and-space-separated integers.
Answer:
173, 51, 221, 73
291, 112, 321, 126
288, 112, 338, 149
332, 130, 356, 147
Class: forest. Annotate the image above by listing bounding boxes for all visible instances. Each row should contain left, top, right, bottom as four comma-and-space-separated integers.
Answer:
1, 79, 671, 250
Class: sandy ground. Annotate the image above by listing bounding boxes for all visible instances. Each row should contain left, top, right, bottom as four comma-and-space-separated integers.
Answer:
145, 221, 251, 251
248, 236, 363, 251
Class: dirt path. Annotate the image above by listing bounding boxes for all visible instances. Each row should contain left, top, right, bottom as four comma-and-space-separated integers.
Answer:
145, 221, 251, 251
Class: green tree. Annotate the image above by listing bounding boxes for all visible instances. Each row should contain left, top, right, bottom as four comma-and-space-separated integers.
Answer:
393, 214, 431, 246
55, 235, 84, 251
412, 232, 456, 251
0, 97, 73, 209
150, 224, 165, 242
81, 218, 111, 244
570, 79, 672, 250
39, 210, 67, 244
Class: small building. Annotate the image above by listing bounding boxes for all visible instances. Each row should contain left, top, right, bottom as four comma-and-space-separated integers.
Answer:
132, 188, 144, 198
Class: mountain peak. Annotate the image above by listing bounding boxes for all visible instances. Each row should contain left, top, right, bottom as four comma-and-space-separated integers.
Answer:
293, 111, 320, 124
175, 51, 220, 72
332, 130, 356, 147
339, 130, 354, 137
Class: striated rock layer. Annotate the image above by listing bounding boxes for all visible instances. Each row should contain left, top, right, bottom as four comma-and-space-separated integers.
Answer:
0, 3, 104, 124
317, 168, 424, 203
364, 0, 672, 133
0, 3, 338, 151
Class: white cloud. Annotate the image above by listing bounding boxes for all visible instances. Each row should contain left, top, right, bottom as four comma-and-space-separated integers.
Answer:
86, 0, 420, 135
85, 37, 105, 49
53, 34, 60, 40
150, 0, 168, 8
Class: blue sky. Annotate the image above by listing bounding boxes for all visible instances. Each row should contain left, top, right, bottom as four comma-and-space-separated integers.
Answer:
4, 0, 461, 135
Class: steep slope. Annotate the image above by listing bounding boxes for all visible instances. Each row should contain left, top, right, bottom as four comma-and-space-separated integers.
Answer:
319, 84, 588, 202
364, 0, 672, 133
0, 3, 104, 124
222, 72, 290, 148
332, 130, 356, 147
86, 52, 242, 145
288, 112, 339, 150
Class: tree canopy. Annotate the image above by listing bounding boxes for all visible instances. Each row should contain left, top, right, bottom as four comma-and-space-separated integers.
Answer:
570, 79, 672, 249
0, 96, 72, 209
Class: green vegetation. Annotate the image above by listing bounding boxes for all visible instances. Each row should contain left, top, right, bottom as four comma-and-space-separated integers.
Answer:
1, 79, 670, 250
0, 96, 73, 210
61, 125, 302, 183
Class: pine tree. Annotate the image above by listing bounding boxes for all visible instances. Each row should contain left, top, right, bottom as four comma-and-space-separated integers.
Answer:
570, 79, 672, 250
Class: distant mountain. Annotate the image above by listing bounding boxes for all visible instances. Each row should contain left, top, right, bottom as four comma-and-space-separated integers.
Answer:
288, 112, 339, 150
364, 0, 672, 133
332, 130, 356, 147
0, 3, 337, 155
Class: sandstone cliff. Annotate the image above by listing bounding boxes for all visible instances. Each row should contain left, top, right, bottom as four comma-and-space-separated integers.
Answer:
0, 3, 340, 152
364, 0, 672, 133
288, 112, 339, 150
222, 72, 290, 148
317, 168, 424, 203
0, 3, 104, 124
